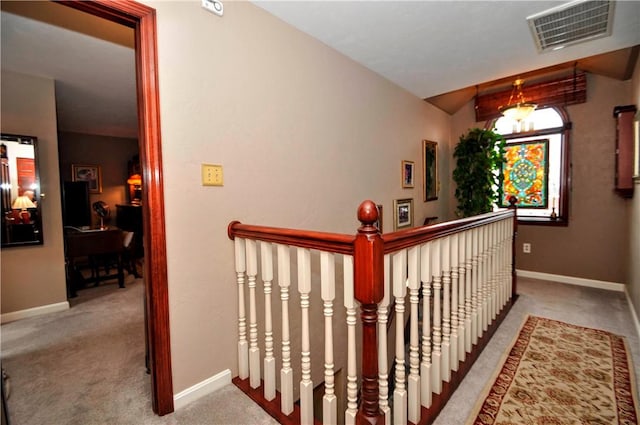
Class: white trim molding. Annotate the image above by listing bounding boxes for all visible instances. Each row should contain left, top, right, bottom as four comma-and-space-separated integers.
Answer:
174, 368, 232, 410
516, 269, 625, 292
624, 287, 640, 342
1, 301, 70, 324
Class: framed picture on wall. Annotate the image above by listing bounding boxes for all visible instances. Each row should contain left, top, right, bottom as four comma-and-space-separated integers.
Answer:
634, 110, 640, 180
423, 140, 438, 201
402, 160, 415, 188
72, 164, 102, 194
374, 204, 383, 233
393, 198, 413, 230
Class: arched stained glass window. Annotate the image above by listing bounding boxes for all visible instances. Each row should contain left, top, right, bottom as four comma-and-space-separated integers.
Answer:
492, 107, 570, 225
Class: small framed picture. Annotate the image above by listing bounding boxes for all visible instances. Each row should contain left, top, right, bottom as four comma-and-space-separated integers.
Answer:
634, 111, 640, 180
72, 164, 102, 194
393, 198, 413, 230
374, 204, 383, 233
423, 140, 438, 201
402, 160, 415, 188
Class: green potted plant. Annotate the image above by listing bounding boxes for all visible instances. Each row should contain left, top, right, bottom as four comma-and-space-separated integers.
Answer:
453, 128, 506, 217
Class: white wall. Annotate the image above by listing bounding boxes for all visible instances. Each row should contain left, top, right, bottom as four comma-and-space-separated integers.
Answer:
629, 53, 640, 320
143, 1, 452, 393
1, 70, 67, 313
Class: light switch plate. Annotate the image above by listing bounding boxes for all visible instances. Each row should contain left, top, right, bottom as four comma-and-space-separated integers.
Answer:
202, 0, 223, 16
202, 164, 223, 186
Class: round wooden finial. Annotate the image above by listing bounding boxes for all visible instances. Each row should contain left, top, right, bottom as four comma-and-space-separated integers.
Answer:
508, 196, 518, 207
357, 200, 378, 225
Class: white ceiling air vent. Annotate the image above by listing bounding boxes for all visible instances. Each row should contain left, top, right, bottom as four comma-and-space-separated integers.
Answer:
527, 0, 615, 53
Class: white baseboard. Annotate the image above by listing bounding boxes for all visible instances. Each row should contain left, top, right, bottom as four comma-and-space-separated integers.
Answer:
624, 287, 640, 342
174, 368, 232, 410
1, 301, 70, 324
516, 269, 625, 292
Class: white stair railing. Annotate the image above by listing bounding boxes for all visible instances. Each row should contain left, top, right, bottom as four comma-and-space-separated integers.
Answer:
229, 204, 516, 425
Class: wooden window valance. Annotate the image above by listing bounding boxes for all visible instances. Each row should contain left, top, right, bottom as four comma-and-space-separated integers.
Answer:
475, 72, 586, 122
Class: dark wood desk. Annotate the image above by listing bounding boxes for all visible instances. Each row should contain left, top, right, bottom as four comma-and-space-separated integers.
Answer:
64, 228, 125, 298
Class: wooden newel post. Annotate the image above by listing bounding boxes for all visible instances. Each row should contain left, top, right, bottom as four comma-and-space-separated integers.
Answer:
507, 196, 518, 297
354, 201, 385, 425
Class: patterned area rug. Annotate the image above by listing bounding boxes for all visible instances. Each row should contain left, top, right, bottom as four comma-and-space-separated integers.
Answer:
467, 316, 639, 424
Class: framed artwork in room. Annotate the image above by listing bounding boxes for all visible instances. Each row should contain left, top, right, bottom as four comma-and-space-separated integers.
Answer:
634, 111, 640, 180
393, 198, 413, 230
402, 160, 415, 188
374, 204, 383, 233
423, 140, 438, 201
72, 164, 102, 194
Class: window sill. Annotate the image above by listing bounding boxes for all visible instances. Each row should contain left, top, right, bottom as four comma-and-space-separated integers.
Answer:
517, 216, 568, 227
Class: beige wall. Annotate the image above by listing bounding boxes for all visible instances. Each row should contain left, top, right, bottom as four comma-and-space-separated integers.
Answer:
58, 131, 139, 227
1, 70, 67, 313
142, 1, 451, 393
629, 54, 640, 318
451, 73, 632, 284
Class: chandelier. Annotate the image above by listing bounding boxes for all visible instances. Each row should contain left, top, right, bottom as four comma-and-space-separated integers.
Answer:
499, 79, 537, 122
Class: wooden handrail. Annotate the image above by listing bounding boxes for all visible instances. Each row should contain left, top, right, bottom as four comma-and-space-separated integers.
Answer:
229, 201, 517, 425
228, 221, 355, 255
228, 209, 514, 257
382, 210, 514, 254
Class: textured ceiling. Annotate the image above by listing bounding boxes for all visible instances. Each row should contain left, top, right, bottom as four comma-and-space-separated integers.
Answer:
1, 1, 639, 138
252, 1, 640, 98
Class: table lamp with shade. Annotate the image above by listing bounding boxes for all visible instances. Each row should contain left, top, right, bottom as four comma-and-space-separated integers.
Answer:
127, 174, 142, 205
12, 194, 36, 223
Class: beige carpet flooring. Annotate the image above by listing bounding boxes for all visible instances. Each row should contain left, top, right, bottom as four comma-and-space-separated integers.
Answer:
1, 276, 638, 424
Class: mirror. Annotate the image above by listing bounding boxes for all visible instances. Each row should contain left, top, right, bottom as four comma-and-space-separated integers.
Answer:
1, 133, 44, 247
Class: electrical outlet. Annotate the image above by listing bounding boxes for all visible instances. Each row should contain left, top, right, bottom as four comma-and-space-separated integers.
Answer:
523, 243, 531, 254
202, 164, 223, 186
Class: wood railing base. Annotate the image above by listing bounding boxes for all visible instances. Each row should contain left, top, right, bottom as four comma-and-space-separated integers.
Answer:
411, 295, 518, 425
233, 295, 517, 425
233, 376, 322, 425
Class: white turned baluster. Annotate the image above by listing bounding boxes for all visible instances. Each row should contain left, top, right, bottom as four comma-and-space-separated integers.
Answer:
407, 246, 421, 424
481, 225, 489, 332
261, 242, 276, 401
277, 244, 294, 415
505, 219, 512, 304
235, 238, 249, 380
499, 220, 506, 309
490, 222, 498, 321
321, 252, 337, 425
507, 219, 514, 299
471, 228, 479, 345
502, 219, 508, 303
440, 236, 451, 383
431, 238, 442, 394
393, 249, 407, 425
483, 225, 492, 328
494, 222, 502, 312
297, 248, 313, 425
246, 239, 261, 389
475, 226, 484, 337
343, 256, 358, 425
464, 229, 473, 354
420, 242, 432, 408
378, 254, 391, 425
450, 234, 459, 372
457, 231, 467, 362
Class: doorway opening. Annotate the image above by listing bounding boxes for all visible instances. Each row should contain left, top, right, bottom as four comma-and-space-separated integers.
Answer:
59, 0, 173, 415
1, 0, 173, 415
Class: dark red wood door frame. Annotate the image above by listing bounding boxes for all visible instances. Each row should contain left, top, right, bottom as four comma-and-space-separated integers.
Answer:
56, 0, 173, 415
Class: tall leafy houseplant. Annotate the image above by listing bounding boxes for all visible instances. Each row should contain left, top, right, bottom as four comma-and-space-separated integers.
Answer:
453, 128, 506, 217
